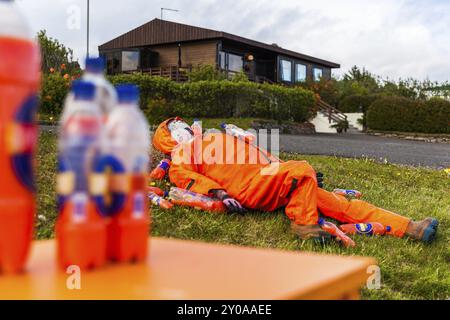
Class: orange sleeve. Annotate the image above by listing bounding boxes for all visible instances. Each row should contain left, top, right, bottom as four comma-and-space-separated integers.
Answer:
168, 142, 223, 195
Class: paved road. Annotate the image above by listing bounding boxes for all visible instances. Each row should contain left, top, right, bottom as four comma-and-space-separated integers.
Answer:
279, 133, 450, 169
41, 126, 449, 169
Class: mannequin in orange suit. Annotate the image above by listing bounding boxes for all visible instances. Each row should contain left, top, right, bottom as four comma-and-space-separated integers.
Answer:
153, 118, 439, 243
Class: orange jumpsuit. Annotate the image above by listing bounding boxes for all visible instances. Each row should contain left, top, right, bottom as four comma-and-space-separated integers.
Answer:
153, 119, 411, 238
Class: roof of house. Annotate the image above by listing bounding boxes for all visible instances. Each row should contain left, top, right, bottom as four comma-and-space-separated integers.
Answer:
99, 19, 340, 68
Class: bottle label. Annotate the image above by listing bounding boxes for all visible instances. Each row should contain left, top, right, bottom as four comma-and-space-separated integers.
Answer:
356, 223, 374, 235
5, 95, 38, 192
133, 192, 145, 218
72, 193, 88, 222
89, 173, 108, 196
56, 172, 75, 196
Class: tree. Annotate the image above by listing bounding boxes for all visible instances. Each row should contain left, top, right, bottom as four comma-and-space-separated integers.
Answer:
37, 30, 80, 76
339, 66, 381, 99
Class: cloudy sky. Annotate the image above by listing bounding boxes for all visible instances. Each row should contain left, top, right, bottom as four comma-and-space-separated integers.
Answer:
16, 0, 450, 82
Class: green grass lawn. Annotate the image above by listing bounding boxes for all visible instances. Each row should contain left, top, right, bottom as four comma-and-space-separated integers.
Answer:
37, 131, 450, 300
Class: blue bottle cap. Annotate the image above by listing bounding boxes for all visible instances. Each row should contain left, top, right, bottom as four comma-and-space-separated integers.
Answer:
71, 80, 96, 100
116, 84, 139, 104
85, 57, 105, 74
386, 226, 392, 232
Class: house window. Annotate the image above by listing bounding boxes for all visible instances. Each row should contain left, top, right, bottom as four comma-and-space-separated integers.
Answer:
105, 51, 121, 75
219, 51, 226, 69
121, 51, 140, 72
295, 63, 307, 82
313, 68, 323, 81
228, 53, 243, 72
280, 59, 292, 82
219, 51, 243, 73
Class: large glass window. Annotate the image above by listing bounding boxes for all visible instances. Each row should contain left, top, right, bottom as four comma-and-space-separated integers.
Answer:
313, 68, 323, 81
105, 51, 121, 75
121, 51, 140, 72
219, 51, 226, 69
228, 53, 243, 72
280, 59, 292, 82
219, 51, 243, 73
296, 63, 307, 82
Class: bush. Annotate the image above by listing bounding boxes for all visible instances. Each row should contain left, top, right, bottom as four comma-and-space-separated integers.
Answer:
367, 96, 450, 133
109, 73, 177, 109
110, 74, 316, 125
40, 73, 317, 126
338, 94, 380, 113
39, 74, 71, 117
422, 98, 450, 133
187, 64, 227, 82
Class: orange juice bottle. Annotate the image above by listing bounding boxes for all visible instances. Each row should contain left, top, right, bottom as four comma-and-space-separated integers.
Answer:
168, 187, 226, 213
340, 223, 391, 236
191, 119, 203, 137
0, 0, 41, 274
56, 81, 107, 270
148, 192, 174, 210
150, 159, 171, 180
318, 218, 356, 248
103, 85, 151, 263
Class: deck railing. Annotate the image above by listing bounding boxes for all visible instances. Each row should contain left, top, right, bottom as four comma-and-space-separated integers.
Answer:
139, 66, 190, 82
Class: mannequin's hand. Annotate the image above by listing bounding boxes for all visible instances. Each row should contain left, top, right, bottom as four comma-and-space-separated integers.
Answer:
211, 190, 246, 214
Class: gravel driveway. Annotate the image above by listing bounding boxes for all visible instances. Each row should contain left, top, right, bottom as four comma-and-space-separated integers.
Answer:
279, 133, 450, 169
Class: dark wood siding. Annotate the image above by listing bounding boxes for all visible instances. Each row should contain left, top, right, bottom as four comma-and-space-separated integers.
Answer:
151, 40, 218, 67
99, 19, 221, 51
99, 19, 340, 69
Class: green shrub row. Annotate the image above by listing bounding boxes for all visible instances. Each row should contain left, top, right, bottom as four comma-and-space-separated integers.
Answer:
109, 74, 316, 125
367, 96, 450, 134
338, 94, 381, 113
38, 73, 317, 125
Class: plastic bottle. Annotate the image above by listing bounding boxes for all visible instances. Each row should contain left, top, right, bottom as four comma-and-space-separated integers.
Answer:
0, 0, 41, 274
191, 119, 203, 137
204, 128, 222, 135
150, 159, 171, 180
340, 223, 391, 236
103, 84, 151, 263
55, 81, 107, 270
168, 187, 226, 213
61, 57, 117, 124
149, 192, 174, 210
318, 218, 356, 248
221, 123, 256, 144
333, 189, 363, 199
147, 186, 165, 197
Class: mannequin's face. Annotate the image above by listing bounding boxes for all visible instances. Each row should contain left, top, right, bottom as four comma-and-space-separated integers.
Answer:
168, 120, 194, 144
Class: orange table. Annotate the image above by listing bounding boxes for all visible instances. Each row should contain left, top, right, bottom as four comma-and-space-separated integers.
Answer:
0, 238, 376, 300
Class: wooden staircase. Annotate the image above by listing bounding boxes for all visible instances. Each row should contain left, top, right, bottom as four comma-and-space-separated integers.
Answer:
316, 100, 348, 124
313, 100, 361, 133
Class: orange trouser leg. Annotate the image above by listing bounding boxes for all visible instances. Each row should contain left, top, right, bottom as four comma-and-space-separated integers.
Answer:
285, 176, 320, 225
317, 189, 411, 238
239, 161, 319, 226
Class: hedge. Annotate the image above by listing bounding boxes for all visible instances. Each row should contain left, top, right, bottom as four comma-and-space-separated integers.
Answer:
367, 96, 450, 133
39, 74, 71, 117
110, 74, 316, 125
39, 73, 317, 125
338, 94, 381, 113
